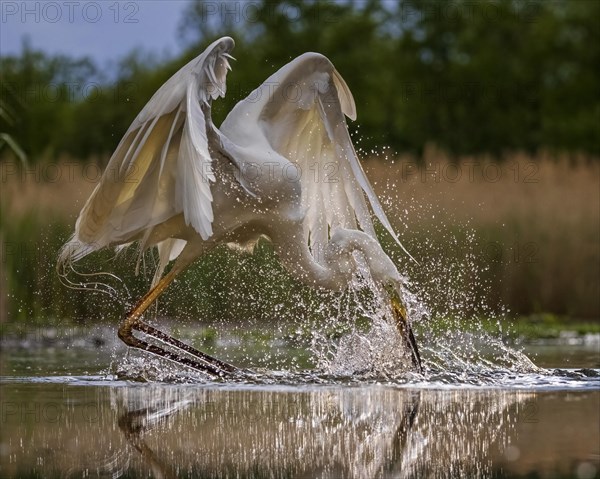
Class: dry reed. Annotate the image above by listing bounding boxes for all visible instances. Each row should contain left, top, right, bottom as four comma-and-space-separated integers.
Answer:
1, 151, 598, 321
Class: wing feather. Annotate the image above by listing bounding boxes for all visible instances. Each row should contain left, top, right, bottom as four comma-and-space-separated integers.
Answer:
60, 37, 235, 266
224, 53, 411, 264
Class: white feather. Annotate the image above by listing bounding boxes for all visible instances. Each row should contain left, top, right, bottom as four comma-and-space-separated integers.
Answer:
62, 37, 235, 268
222, 52, 412, 265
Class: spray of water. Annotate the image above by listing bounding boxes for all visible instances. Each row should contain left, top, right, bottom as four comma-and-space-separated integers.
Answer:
108, 223, 542, 384
55, 175, 542, 384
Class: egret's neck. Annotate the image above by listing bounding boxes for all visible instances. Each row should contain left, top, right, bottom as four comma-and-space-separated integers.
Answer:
270, 227, 400, 291
271, 231, 348, 291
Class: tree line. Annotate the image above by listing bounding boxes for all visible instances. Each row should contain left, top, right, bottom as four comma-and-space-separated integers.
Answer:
1, 0, 598, 163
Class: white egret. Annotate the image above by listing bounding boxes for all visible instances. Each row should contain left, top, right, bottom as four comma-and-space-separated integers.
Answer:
58, 37, 422, 376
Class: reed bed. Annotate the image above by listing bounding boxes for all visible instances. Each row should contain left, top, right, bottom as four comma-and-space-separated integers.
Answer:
365, 149, 599, 319
1, 152, 598, 324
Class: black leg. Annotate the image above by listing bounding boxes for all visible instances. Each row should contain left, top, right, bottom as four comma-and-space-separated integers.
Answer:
118, 265, 242, 378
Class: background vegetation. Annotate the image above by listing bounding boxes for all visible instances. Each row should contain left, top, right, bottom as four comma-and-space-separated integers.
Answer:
2, 0, 599, 159
1, 0, 599, 326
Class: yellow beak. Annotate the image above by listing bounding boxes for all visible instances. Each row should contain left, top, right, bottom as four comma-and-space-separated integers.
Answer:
388, 287, 423, 373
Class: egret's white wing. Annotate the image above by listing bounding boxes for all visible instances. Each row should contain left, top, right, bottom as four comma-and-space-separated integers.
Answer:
62, 37, 234, 266
222, 53, 410, 264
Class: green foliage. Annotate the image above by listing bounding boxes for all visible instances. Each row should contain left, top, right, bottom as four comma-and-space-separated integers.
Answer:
1, 40, 97, 159
1, 0, 599, 161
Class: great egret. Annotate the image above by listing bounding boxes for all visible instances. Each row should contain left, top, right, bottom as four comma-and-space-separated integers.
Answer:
58, 37, 422, 376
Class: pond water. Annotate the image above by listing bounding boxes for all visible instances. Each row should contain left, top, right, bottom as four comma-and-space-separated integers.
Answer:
0, 327, 598, 478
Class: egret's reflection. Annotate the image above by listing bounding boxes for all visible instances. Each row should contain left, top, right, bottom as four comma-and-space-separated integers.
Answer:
113, 386, 534, 478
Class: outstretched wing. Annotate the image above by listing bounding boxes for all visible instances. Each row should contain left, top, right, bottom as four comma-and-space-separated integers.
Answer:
62, 37, 234, 265
222, 53, 411, 264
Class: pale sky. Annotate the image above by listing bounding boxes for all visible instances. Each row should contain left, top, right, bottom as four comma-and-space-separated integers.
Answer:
1, 1, 193, 64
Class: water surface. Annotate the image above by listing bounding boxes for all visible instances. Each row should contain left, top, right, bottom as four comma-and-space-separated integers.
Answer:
1, 327, 598, 478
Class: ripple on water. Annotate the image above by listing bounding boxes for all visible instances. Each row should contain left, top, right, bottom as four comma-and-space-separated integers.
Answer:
2, 367, 598, 392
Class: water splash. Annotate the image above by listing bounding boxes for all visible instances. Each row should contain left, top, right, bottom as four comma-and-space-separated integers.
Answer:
63, 200, 573, 386
309, 268, 415, 378
301, 245, 540, 384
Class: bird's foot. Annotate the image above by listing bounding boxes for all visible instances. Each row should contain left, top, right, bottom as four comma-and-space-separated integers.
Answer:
119, 320, 242, 379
